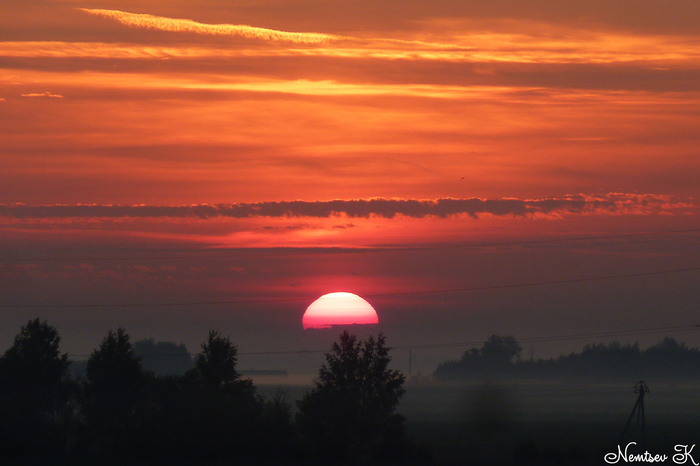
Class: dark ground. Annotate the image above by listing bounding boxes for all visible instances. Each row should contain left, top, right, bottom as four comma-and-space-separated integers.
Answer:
5, 379, 698, 465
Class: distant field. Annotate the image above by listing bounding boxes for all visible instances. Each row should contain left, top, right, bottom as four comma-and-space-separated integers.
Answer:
257, 378, 700, 465
400, 380, 700, 464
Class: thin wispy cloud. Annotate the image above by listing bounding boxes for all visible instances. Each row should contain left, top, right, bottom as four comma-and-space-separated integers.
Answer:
1, 194, 693, 221
4, 31, 698, 65
20, 92, 63, 98
78, 8, 340, 44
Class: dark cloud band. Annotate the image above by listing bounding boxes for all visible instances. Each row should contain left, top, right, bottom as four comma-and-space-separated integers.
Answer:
0, 194, 692, 220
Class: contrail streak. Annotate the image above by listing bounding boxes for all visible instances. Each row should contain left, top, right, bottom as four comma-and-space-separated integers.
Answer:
78, 8, 340, 44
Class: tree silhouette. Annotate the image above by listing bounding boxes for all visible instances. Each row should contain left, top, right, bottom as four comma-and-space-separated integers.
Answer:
435, 335, 700, 380
434, 334, 522, 379
174, 330, 262, 458
82, 328, 145, 456
194, 330, 243, 387
481, 334, 522, 365
0, 318, 72, 455
261, 389, 296, 458
297, 331, 407, 463
644, 336, 692, 376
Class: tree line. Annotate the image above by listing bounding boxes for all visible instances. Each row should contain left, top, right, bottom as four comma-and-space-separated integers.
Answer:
434, 334, 700, 380
0, 319, 421, 465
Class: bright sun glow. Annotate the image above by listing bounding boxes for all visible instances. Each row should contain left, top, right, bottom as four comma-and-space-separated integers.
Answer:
302, 292, 379, 329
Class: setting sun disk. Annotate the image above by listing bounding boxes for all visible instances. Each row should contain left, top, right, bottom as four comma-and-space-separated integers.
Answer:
302, 292, 379, 329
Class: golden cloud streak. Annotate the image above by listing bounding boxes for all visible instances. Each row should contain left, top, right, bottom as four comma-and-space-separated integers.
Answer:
7, 68, 700, 108
77, 8, 340, 44
2, 37, 698, 65
20, 91, 63, 98
180, 79, 525, 100
0, 68, 516, 100
0, 9, 678, 65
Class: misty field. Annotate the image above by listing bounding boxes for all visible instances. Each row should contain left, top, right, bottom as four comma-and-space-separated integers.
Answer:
255, 377, 700, 465
401, 380, 700, 464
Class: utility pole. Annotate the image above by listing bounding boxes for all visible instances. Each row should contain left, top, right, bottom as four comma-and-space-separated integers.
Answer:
408, 348, 412, 379
619, 381, 649, 451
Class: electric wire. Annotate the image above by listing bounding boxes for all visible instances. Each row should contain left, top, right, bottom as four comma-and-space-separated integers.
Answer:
1, 228, 698, 263
2, 265, 698, 309
65, 322, 700, 359
4, 228, 698, 359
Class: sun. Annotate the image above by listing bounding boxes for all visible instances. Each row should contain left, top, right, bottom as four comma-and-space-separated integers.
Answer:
302, 292, 379, 329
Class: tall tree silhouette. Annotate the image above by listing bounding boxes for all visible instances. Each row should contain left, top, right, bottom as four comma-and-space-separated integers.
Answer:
0, 319, 72, 455
179, 330, 262, 458
83, 328, 145, 456
194, 330, 244, 387
297, 331, 407, 463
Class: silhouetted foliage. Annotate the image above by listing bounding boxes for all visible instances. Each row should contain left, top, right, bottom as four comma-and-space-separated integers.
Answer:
0, 321, 318, 463
82, 328, 146, 456
170, 330, 263, 459
297, 331, 409, 463
193, 329, 243, 387
481, 334, 522, 365
4, 316, 699, 465
553, 341, 643, 378
643, 336, 698, 377
434, 334, 521, 379
133, 338, 193, 376
435, 335, 700, 381
261, 389, 297, 459
0, 318, 73, 456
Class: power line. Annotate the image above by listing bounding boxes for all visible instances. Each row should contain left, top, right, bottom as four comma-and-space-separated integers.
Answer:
416, 228, 700, 252
2, 228, 698, 263
366, 266, 700, 299
2, 265, 698, 310
1, 296, 305, 309
66, 323, 700, 359
238, 323, 700, 355
392, 323, 700, 351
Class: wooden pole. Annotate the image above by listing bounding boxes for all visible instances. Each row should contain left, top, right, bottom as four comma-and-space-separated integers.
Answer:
619, 381, 649, 450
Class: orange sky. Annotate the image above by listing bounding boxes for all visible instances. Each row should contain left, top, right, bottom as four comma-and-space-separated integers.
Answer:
1, 0, 699, 368
2, 1, 700, 206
